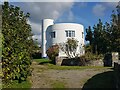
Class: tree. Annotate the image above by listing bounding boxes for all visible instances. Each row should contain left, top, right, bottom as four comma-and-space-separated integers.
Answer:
2, 2, 35, 83
85, 26, 93, 53
110, 2, 120, 53
86, 19, 112, 54
46, 44, 59, 64
93, 19, 106, 54
59, 38, 78, 58
85, 26, 93, 45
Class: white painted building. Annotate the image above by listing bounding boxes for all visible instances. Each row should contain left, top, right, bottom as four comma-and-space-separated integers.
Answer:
41, 19, 85, 58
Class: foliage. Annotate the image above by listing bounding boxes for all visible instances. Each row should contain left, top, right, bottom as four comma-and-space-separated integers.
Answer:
77, 52, 103, 66
84, 43, 92, 53
81, 52, 103, 61
85, 26, 93, 45
59, 38, 79, 58
110, 2, 120, 53
2, 80, 31, 88
46, 44, 59, 63
85, 26, 93, 53
85, 2, 120, 55
51, 81, 65, 88
32, 41, 41, 59
2, 2, 35, 83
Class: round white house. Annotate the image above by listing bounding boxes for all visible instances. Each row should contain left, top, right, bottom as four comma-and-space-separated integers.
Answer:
41, 19, 85, 58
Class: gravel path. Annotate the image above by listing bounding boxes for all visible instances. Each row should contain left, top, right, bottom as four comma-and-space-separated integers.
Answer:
31, 61, 113, 88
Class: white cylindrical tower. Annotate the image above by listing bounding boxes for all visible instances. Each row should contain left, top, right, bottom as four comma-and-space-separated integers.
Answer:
41, 19, 54, 58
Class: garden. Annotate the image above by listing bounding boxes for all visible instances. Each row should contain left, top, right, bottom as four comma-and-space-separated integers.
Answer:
1, 1, 120, 89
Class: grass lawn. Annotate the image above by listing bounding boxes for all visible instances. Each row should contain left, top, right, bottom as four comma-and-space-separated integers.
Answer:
2, 79, 31, 89
51, 80, 66, 88
33, 59, 112, 70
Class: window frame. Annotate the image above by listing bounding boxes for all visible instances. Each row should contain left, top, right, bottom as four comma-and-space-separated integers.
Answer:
50, 31, 56, 38
65, 30, 75, 37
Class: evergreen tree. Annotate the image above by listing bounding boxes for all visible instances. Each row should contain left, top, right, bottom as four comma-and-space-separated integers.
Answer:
111, 2, 120, 53
85, 26, 93, 53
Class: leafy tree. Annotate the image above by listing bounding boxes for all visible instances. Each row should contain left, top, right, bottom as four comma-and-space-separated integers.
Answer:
59, 38, 78, 58
2, 2, 35, 83
46, 44, 59, 64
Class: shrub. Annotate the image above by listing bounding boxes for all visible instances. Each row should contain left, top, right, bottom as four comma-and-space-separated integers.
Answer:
2, 2, 35, 83
59, 38, 78, 58
78, 52, 103, 66
81, 52, 103, 61
46, 45, 59, 64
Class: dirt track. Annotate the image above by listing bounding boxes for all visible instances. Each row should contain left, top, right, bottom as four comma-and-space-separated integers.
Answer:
31, 61, 114, 88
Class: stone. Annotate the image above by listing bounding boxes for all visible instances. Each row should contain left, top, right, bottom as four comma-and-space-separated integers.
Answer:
55, 56, 63, 66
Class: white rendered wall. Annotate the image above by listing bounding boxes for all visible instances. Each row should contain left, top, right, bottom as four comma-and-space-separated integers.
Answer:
41, 19, 54, 58
46, 23, 85, 57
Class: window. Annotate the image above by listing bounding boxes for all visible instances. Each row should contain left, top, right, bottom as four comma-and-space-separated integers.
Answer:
72, 31, 75, 37
82, 32, 84, 38
65, 31, 69, 37
65, 30, 75, 37
51, 31, 55, 38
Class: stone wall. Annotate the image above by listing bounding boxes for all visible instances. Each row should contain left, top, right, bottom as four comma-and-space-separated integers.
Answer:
88, 59, 103, 66
55, 56, 63, 66
55, 56, 103, 66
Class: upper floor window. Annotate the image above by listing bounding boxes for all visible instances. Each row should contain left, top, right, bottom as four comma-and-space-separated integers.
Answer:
51, 31, 55, 38
65, 30, 75, 37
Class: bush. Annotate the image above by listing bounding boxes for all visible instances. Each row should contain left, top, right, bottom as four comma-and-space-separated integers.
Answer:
77, 52, 103, 66
59, 38, 78, 58
46, 45, 59, 64
81, 52, 103, 61
2, 2, 35, 83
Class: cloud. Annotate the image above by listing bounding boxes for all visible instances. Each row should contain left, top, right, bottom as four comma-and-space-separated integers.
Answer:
105, 2, 118, 8
67, 10, 75, 22
92, 2, 119, 17
29, 21, 41, 35
93, 4, 106, 16
56, 9, 76, 23
11, 2, 74, 45
76, 2, 87, 8
13, 2, 74, 23
32, 34, 41, 45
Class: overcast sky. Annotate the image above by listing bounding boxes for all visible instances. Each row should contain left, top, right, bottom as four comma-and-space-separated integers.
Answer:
8, 0, 119, 45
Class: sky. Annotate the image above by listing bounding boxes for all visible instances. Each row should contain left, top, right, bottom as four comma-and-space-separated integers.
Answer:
6, 0, 119, 45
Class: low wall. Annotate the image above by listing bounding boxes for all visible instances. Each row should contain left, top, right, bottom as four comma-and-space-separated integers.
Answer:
88, 59, 103, 66
55, 57, 103, 66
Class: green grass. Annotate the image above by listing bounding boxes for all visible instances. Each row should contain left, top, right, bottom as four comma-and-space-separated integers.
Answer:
47, 64, 112, 70
34, 59, 112, 70
34, 58, 51, 63
2, 80, 31, 89
51, 80, 65, 88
